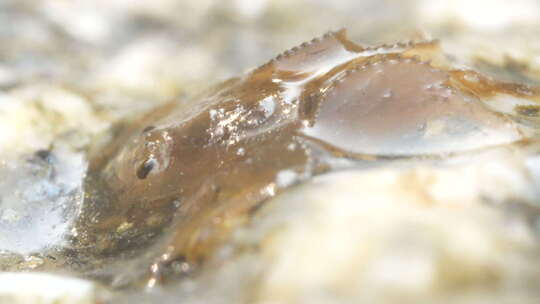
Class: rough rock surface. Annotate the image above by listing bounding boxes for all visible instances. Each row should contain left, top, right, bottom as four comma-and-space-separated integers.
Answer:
1, 1, 540, 303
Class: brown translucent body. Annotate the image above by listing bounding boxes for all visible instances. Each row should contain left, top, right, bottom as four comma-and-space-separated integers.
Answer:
75, 30, 537, 281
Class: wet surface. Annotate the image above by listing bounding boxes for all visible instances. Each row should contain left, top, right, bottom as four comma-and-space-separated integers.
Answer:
33, 30, 536, 288
2, 1, 540, 303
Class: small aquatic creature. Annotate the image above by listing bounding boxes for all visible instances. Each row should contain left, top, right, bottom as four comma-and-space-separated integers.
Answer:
75, 29, 538, 276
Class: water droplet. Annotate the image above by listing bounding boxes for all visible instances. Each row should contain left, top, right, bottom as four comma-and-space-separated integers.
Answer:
259, 96, 276, 119
209, 109, 218, 120
463, 73, 479, 83
236, 147, 246, 156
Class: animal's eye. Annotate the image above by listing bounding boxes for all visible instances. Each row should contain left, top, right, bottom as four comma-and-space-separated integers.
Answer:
136, 158, 156, 179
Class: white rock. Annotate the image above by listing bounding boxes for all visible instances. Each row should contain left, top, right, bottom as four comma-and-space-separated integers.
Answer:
224, 152, 540, 303
0, 273, 101, 304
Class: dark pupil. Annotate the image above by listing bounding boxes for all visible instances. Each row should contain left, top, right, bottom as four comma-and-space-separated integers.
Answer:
137, 158, 156, 179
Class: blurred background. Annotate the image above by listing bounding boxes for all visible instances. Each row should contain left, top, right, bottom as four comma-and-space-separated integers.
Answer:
2, 0, 540, 104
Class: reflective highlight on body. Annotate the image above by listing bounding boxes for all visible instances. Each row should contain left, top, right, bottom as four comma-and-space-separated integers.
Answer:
74, 30, 539, 284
